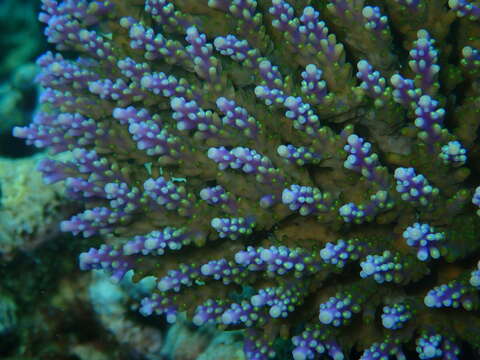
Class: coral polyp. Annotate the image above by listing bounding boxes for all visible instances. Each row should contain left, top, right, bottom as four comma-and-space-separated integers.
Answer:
14, 0, 480, 358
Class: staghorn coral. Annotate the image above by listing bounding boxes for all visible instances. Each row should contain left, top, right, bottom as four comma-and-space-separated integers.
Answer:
88, 269, 245, 360
13, 0, 480, 358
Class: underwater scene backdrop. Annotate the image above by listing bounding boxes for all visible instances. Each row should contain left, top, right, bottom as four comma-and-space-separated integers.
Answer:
2, 0, 480, 359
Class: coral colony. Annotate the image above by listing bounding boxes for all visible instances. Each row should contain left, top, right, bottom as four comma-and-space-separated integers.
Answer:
14, 0, 480, 358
